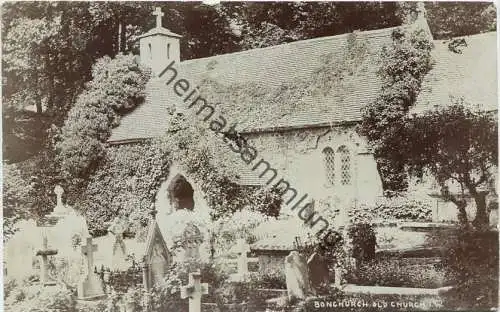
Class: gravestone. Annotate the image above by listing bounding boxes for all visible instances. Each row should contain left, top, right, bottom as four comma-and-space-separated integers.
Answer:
284, 251, 310, 300
78, 237, 105, 300
143, 220, 171, 290
307, 252, 329, 292
181, 271, 209, 312
108, 216, 128, 270
35, 234, 58, 286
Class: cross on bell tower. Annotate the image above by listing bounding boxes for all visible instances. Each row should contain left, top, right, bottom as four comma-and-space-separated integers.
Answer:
137, 6, 182, 75
152, 7, 164, 28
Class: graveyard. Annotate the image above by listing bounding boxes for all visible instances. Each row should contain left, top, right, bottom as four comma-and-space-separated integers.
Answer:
2, 2, 498, 312
4, 184, 499, 311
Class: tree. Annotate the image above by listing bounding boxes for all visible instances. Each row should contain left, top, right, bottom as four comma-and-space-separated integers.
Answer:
218, 2, 403, 50
425, 2, 496, 40
403, 104, 497, 228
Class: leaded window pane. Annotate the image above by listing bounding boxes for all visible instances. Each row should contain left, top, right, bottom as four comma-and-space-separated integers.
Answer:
338, 146, 351, 185
323, 147, 335, 185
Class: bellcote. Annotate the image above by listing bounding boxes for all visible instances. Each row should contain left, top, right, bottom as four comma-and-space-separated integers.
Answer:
138, 7, 182, 76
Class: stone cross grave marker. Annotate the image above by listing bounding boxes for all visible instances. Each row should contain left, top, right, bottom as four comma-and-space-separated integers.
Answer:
234, 239, 258, 281
108, 216, 128, 270
285, 251, 310, 300
152, 7, 164, 28
35, 234, 58, 286
78, 237, 105, 300
181, 271, 209, 312
307, 252, 329, 292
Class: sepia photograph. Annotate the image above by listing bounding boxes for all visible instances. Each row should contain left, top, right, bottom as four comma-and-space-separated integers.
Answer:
1, 1, 498, 311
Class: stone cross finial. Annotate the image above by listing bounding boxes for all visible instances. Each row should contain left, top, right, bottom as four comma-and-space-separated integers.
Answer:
181, 271, 209, 312
36, 233, 58, 286
153, 7, 164, 28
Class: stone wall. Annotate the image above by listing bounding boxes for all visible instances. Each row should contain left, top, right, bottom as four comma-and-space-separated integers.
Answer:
243, 125, 383, 212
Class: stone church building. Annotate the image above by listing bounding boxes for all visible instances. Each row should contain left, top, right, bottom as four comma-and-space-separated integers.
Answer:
108, 8, 497, 224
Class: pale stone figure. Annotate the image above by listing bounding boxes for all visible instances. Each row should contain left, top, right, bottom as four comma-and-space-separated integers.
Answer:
284, 251, 310, 300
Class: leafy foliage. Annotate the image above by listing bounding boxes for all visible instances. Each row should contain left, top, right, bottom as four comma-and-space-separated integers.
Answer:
358, 27, 433, 192
439, 230, 498, 309
4, 283, 77, 312
220, 2, 403, 50
347, 223, 376, 263
403, 104, 498, 227
346, 258, 446, 288
56, 53, 150, 180
78, 142, 168, 235
425, 2, 496, 40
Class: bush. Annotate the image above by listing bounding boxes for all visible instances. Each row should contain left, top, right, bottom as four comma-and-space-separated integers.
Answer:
347, 223, 376, 263
5, 283, 77, 312
346, 258, 446, 288
373, 194, 433, 221
440, 230, 498, 309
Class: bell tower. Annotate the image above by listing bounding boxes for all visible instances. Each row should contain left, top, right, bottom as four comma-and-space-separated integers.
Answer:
138, 7, 182, 76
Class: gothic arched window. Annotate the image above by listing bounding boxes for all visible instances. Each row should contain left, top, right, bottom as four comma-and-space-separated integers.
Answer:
338, 146, 351, 185
322, 147, 335, 186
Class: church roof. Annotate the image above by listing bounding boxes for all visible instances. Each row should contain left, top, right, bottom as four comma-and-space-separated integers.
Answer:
109, 28, 497, 143
412, 31, 497, 114
109, 26, 399, 143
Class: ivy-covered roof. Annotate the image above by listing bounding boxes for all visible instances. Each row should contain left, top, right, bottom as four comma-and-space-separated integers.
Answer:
412, 31, 497, 114
109, 29, 497, 144
109, 26, 400, 143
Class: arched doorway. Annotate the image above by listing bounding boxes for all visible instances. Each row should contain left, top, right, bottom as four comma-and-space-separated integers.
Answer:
167, 174, 195, 211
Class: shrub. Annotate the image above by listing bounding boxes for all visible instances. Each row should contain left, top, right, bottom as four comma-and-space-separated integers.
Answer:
5, 283, 77, 312
373, 194, 433, 221
440, 230, 498, 309
250, 268, 287, 290
347, 223, 376, 263
57, 53, 151, 180
346, 258, 445, 288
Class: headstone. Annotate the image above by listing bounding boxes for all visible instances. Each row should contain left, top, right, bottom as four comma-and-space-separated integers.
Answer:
180, 271, 209, 312
284, 251, 310, 300
143, 221, 171, 290
78, 237, 105, 300
35, 233, 58, 286
108, 216, 128, 270
307, 252, 329, 292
